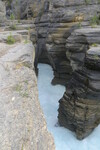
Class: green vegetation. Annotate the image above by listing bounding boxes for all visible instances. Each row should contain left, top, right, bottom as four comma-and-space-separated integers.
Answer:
38, 7, 44, 20
24, 80, 28, 84
84, 0, 100, 5
14, 84, 22, 92
90, 14, 100, 26
93, 55, 100, 60
98, 0, 100, 4
13, 84, 29, 98
91, 43, 98, 47
24, 39, 29, 44
77, 22, 82, 28
10, 13, 17, 30
85, 0, 91, 5
16, 0, 18, 5
7, 0, 13, 7
10, 13, 15, 20
21, 144, 24, 150
28, 27, 31, 31
22, 92, 29, 98
10, 24, 17, 30
7, 34, 15, 44
18, 19, 20, 23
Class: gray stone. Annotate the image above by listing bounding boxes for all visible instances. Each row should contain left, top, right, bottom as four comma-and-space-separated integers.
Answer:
0, 21, 55, 149
6, 0, 45, 19
0, 0, 6, 22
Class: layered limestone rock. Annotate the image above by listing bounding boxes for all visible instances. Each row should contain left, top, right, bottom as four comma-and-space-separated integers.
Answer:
35, 0, 100, 85
34, 0, 100, 139
65, 27, 100, 71
6, 0, 45, 19
0, 22, 55, 149
58, 28, 100, 139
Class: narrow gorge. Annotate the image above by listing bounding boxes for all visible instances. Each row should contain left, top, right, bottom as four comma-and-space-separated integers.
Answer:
34, 0, 100, 140
0, 0, 100, 150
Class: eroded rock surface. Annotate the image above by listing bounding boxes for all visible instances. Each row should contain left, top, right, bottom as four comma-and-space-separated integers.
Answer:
6, 0, 45, 19
34, 0, 100, 85
0, 21, 55, 149
34, 0, 100, 139
58, 28, 100, 139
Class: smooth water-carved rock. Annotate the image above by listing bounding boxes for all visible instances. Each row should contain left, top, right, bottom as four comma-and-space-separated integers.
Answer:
34, 0, 100, 139
58, 29, 100, 139
35, 0, 100, 85
85, 46, 100, 70
0, 21, 55, 149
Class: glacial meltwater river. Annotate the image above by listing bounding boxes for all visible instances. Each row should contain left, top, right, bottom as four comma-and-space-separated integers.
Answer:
38, 63, 100, 150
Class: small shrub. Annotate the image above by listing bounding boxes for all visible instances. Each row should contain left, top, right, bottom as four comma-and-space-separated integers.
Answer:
22, 92, 29, 98
10, 13, 15, 20
77, 22, 82, 28
16, 0, 18, 5
14, 84, 22, 92
98, 0, 100, 4
18, 19, 20, 23
24, 39, 29, 44
10, 24, 16, 30
85, 0, 91, 5
90, 14, 100, 26
93, 55, 99, 60
91, 43, 98, 47
7, 34, 15, 44
10, 13, 17, 30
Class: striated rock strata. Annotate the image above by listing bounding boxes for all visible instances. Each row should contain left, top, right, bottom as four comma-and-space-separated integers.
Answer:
34, 0, 100, 139
6, 0, 45, 19
35, 0, 100, 85
58, 28, 100, 140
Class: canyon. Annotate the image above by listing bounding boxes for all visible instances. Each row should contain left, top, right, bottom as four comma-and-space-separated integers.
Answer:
0, 1, 55, 149
0, 0, 100, 149
34, 0, 100, 140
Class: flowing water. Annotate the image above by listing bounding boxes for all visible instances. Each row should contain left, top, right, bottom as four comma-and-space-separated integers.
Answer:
38, 63, 100, 150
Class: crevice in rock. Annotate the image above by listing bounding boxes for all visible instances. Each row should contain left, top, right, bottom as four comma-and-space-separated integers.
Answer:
33, 0, 100, 140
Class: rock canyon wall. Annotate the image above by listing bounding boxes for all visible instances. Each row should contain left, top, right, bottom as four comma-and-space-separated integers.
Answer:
0, 1, 55, 149
5, 0, 45, 19
1, 0, 99, 143
34, 0, 100, 139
